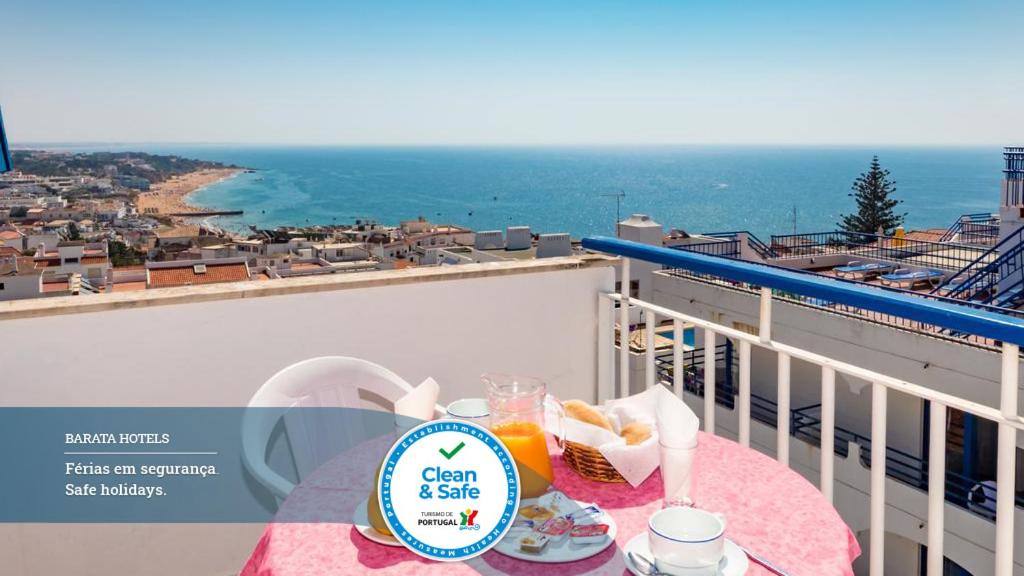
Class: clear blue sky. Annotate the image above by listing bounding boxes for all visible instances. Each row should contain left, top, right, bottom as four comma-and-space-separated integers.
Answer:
2, 0, 1021, 145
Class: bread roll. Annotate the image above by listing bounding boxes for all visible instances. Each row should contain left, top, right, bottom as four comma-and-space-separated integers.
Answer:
563, 400, 613, 431
620, 422, 652, 445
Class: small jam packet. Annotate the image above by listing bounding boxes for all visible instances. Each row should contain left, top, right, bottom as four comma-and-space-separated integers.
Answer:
543, 491, 571, 513
536, 516, 573, 541
565, 504, 603, 523
518, 504, 554, 522
518, 533, 550, 554
570, 523, 609, 544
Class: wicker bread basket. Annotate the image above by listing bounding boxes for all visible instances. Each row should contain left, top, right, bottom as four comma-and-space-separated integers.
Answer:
561, 439, 626, 483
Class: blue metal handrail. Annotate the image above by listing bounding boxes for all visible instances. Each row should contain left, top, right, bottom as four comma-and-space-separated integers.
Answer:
703, 230, 776, 259
939, 212, 998, 243
583, 236, 1024, 347
931, 225, 1024, 299
671, 240, 740, 259
768, 230, 981, 272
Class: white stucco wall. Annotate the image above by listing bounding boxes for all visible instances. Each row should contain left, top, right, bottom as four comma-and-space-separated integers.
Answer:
0, 258, 614, 576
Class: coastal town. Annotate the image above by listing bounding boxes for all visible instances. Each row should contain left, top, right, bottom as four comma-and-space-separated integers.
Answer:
0, 150, 579, 301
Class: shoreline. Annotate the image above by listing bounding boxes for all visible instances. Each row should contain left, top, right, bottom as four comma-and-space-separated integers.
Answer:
136, 168, 244, 233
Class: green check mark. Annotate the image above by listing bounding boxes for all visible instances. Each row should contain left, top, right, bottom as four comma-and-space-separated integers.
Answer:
439, 441, 465, 460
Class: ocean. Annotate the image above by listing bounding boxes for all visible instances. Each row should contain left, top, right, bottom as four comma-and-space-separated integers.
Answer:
50, 145, 1008, 239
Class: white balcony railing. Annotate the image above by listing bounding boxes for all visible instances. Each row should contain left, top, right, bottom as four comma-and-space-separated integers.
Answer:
585, 236, 1024, 576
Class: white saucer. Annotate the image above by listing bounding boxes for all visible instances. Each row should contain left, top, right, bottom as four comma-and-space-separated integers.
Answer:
623, 532, 749, 576
492, 496, 617, 563
353, 498, 403, 547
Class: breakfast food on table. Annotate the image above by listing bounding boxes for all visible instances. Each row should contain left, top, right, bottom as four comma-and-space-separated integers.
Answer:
500, 495, 615, 561
564, 399, 613, 431
619, 421, 652, 445
517, 533, 551, 554
493, 420, 556, 498
518, 503, 555, 522
536, 516, 573, 542
570, 523, 610, 544
367, 463, 392, 536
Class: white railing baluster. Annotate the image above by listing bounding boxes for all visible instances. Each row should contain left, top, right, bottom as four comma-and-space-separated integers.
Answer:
597, 294, 615, 403
619, 258, 631, 399
995, 342, 1018, 576
759, 286, 772, 343
927, 402, 946, 576
739, 340, 751, 447
599, 290, 1024, 575
704, 328, 716, 434
777, 352, 791, 465
821, 366, 836, 503
870, 382, 888, 576
673, 319, 684, 399
645, 312, 657, 389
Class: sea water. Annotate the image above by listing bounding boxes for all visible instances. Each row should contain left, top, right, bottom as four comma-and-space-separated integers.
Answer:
53, 144, 1006, 238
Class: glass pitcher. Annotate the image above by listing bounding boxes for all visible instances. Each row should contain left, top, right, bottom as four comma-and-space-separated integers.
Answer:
484, 374, 564, 498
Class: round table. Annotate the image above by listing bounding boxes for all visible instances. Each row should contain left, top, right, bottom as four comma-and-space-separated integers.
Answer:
241, 432, 860, 575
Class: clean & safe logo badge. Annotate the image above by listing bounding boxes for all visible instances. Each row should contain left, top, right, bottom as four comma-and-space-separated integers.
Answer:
378, 420, 520, 561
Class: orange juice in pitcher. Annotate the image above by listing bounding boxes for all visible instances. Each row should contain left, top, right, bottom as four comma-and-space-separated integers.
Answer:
485, 374, 564, 499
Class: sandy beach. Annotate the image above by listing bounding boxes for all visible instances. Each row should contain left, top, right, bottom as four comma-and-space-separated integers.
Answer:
136, 168, 241, 236
137, 168, 241, 218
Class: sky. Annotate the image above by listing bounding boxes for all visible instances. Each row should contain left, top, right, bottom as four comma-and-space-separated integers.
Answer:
1, 0, 1022, 146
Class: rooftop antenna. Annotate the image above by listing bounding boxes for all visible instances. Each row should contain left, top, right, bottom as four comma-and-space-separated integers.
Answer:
601, 191, 626, 233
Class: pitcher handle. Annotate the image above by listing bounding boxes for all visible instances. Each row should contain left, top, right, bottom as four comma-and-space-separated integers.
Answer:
545, 394, 566, 449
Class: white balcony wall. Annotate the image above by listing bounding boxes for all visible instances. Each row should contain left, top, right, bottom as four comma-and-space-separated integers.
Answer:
0, 257, 614, 576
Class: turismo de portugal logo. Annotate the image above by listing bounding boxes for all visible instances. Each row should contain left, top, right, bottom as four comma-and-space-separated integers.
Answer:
378, 420, 520, 561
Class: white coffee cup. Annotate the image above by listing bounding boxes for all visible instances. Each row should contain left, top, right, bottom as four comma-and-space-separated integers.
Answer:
648, 507, 726, 575
445, 398, 489, 423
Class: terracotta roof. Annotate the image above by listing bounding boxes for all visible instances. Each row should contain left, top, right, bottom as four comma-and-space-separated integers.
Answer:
111, 281, 147, 292
81, 256, 108, 265
0, 230, 23, 240
147, 262, 251, 289
41, 282, 69, 293
904, 229, 947, 242
0, 246, 21, 257
33, 258, 60, 268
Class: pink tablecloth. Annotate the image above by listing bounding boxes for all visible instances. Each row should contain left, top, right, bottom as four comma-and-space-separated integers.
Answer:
241, 432, 860, 575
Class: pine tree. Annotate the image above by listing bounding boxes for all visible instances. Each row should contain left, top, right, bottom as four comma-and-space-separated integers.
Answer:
838, 156, 905, 235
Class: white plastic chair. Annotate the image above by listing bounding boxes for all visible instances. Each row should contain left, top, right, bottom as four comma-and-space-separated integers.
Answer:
242, 356, 443, 501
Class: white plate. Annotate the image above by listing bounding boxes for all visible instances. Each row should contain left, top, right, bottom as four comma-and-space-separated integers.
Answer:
623, 532, 749, 576
352, 498, 404, 547
492, 497, 617, 563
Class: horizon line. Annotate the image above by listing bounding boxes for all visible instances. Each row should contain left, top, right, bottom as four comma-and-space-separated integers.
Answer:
9, 141, 1017, 150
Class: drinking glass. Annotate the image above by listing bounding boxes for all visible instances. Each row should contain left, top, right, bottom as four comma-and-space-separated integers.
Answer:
659, 440, 696, 508
484, 374, 564, 498
445, 398, 490, 425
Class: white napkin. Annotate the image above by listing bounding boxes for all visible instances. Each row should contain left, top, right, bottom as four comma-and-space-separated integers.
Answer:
598, 386, 673, 486
394, 377, 440, 427
656, 390, 699, 449
548, 386, 700, 487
